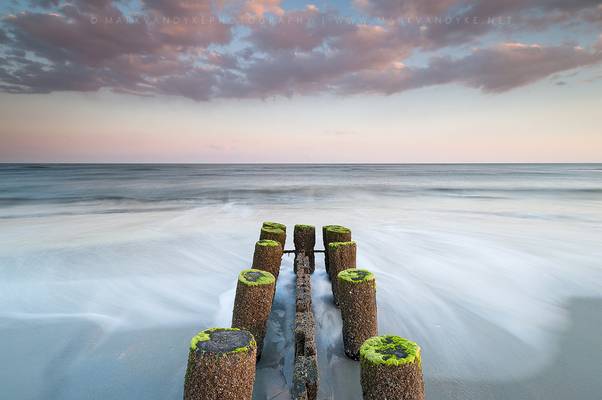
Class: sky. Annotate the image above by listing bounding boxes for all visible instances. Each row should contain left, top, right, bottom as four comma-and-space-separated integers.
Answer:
0, 0, 601, 163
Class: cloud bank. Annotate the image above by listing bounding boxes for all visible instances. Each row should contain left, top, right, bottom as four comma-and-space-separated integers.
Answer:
0, 0, 600, 100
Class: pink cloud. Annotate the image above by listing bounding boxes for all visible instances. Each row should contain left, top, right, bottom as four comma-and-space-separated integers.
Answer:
335, 42, 602, 94
0, 0, 601, 100
239, 0, 284, 17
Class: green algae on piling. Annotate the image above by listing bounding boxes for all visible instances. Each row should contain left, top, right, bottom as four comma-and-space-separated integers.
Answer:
325, 225, 351, 235
294, 224, 316, 272
360, 336, 420, 367
184, 327, 257, 400
256, 239, 280, 247
260, 225, 286, 248
252, 239, 283, 279
233, 269, 276, 360
328, 241, 355, 250
295, 224, 315, 229
323, 225, 352, 278
337, 268, 377, 359
322, 225, 351, 246
238, 269, 275, 286
328, 241, 357, 304
190, 327, 256, 354
262, 221, 286, 232
338, 269, 374, 284
359, 335, 425, 400
260, 226, 284, 235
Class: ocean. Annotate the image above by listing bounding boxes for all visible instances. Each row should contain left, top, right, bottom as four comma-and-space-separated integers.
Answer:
1, 164, 601, 400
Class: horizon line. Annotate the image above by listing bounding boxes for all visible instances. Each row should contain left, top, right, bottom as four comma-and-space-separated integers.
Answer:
2, 162, 602, 165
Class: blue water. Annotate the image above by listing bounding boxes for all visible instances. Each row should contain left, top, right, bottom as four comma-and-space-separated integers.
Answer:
1, 164, 601, 399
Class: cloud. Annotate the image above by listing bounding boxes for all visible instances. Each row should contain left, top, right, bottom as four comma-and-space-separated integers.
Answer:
6, 10, 155, 65
0, 58, 103, 94
595, 34, 602, 51
0, 0, 232, 99
354, 0, 459, 18
239, 0, 284, 17
335, 42, 602, 94
354, 0, 602, 47
0, 0, 601, 101
355, 0, 602, 20
247, 6, 353, 52
142, 0, 215, 16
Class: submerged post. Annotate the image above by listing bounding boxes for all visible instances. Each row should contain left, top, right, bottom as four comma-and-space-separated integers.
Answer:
260, 221, 286, 248
252, 239, 283, 280
292, 252, 319, 400
232, 269, 276, 360
322, 225, 351, 279
294, 224, 316, 273
360, 336, 425, 400
327, 241, 356, 305
184, 327, 256, 400
337, 268, 378, 360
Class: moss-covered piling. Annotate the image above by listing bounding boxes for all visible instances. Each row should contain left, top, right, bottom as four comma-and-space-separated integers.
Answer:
260, 221, 286, 248
184, 327, 256, 400
232, 269, 276, 360
327, 241, 356, 305
322, 225, 351, 279
262, 221, 286, 232
252, 239, 283, 279
337, 268, 377, 360
294, 224, 316, 273
360, 336, 424, 400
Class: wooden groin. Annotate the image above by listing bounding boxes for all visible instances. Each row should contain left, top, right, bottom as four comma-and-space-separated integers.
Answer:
183, 221, 424, 400
291, 251, 319, 400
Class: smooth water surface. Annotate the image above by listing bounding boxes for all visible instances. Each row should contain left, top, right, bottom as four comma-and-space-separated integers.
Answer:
1, 164, 601, 399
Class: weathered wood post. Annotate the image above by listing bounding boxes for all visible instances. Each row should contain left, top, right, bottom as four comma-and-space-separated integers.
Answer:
252, 239, 283, 279
327, 241, 356, 305
322, 225, 351, 279
360, 336, 424, 400
260, 221, 286, 248
337, 268, 377, 360
292, 253, 319, 400
294, 224, 316, 273
184, 327, 256, 400
293, 356, 319, 400
232, 269, 276, 360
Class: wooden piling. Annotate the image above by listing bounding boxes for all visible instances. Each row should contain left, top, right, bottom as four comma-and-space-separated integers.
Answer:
360, 336, 424, 400
292, 356, 319, 400
260, 221, 286, 248
327, 241, 356, 305
184, 327, 256, 400
294, 224, 316, 273
232, 269, 276, 360
183, 222, 423, 400
337, 268, 377, 360
263, 221, 286, 233
252, 239, 283, 279
291, 252, 319, 400
322, 225, 351, 279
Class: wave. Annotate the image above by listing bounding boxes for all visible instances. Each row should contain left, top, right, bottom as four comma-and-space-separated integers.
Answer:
1, 185, 601, 208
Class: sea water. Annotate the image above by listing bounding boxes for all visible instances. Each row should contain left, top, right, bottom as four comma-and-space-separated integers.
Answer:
1, 164, 601, 399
